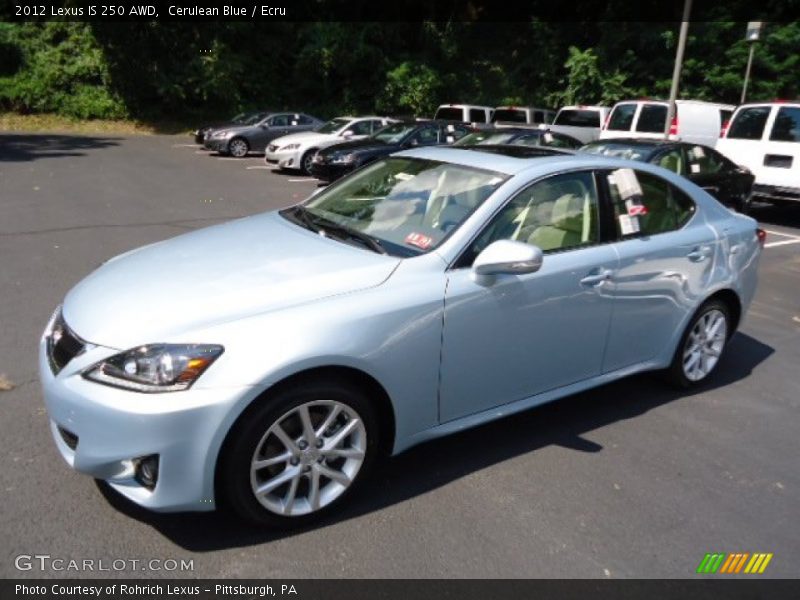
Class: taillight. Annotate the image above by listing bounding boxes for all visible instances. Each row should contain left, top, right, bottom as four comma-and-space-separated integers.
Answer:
668, 115, 678, 136
720, 119, 730, 137
756, 228, 767, 248
602, 112, 611, 130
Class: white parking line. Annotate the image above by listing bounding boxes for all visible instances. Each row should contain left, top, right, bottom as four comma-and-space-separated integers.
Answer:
246, 166, 271, 170
172, 143, 200, 148
217, 157, 264, 161
765, 239, 800, 249
763, 229, 800, 240
194, 150, 207, 154
288, 178, 317, 182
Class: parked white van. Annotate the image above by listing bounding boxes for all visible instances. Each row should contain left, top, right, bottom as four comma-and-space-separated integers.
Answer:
550, 105, 610, 143
716, 102, 800, 203
434, 104, 494, 124
491, 105, 555, 126
600, 99, 735, 147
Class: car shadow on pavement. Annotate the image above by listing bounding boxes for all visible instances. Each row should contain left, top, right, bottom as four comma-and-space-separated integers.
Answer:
0, 134, 121, 162
96, 331, 774, 551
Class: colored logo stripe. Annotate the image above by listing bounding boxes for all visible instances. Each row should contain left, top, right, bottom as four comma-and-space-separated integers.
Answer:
697, 552, 773, 574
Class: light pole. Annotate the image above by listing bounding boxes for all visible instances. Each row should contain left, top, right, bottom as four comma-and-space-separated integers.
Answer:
664, 0, 692, 139
741, 21, 763, 104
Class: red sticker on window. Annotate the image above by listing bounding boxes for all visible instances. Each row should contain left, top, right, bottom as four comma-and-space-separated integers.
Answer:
628, 204, 648, 216
405, 232, 434, 250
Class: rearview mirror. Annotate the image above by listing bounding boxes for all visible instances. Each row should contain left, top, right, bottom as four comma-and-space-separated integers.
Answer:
472, 240, 543, 284
342, 130, 354, 138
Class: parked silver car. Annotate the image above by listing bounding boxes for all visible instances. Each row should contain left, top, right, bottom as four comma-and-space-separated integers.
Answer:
204, 111, 323, 157
40, 146, 762, 527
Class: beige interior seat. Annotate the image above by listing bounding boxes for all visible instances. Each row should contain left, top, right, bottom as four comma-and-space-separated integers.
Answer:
527, 193, 585, 251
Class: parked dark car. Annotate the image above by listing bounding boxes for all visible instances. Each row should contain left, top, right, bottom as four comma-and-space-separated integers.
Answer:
309, 120, 472, 182
193, 110, 271, 145
203, 112, 324, 157
454, 127, 583, 150
580, 139, 756, 212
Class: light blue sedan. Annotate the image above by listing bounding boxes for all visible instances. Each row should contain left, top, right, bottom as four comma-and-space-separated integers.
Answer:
39, 146, 763, 527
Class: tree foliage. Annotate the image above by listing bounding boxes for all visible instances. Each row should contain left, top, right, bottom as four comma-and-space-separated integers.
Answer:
0, 19, 798, 122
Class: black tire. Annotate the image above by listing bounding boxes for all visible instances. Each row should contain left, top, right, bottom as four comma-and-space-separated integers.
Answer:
218, 379, 380, 528
228, 137, 249, 158
665, 299, 732, 388
300, 149, 317, 175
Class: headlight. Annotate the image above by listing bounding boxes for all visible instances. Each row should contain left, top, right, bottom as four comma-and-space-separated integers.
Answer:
331, 153, 355, 164
280, 143, 300, 151
211, 130, 230, 139
83, 344, 224, 393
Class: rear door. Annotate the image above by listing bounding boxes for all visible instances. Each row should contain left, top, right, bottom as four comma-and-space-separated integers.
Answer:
600, 167, 719, 372
762, 105, 800, 188
601, 102, 639, 139
683, 144, 750, 207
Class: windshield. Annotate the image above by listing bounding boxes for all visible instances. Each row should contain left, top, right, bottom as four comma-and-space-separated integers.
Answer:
371, 123, 418, 144
554, 109, 601, 127
454, 131, 519, 146
241, 112, 269, 125
317, 118, 352, 134
580, 142, 653, 161
300, 157, 507, 256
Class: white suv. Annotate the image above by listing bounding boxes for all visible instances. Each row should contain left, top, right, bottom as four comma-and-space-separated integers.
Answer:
433, 104, 494, 124
716, 102, 800, 204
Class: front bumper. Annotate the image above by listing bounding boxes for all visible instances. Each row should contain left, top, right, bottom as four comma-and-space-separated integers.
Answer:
308, 160, 354, 182
753, 184, 800, 203
203, 137, 230, 153
39, 332, 255, 512
264, 147, 302, 169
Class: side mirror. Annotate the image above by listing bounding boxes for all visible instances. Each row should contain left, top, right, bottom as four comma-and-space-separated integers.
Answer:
260, 123, 269, 129
472, 240, 543, 284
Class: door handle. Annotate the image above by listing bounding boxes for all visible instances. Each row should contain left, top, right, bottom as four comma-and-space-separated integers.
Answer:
702, 186, 720, 194
580, 269, 613, 286
687, 246, 712, 262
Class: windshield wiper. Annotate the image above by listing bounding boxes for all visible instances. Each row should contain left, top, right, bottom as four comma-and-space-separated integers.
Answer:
297, 207, 387, 255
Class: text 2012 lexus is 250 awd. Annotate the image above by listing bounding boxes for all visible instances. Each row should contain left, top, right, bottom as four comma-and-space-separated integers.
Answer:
40, 146, 763, 527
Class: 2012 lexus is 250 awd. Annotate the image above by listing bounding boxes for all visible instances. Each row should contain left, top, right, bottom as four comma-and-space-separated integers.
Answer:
40, 146, 763, 527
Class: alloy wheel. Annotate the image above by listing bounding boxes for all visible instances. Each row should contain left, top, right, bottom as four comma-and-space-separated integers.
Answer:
249, 400, 367, 516
682, 308, 727, 382
229, 138, 249, 157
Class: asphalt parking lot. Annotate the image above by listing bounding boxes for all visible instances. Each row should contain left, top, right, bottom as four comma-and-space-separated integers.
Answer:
1, 132, 798, 579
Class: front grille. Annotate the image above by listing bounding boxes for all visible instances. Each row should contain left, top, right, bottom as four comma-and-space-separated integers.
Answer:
57, 425, 79, 450
47, 312, 86, 374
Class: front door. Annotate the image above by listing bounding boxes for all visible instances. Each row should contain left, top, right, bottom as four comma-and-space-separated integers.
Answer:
439, 170, 618, 422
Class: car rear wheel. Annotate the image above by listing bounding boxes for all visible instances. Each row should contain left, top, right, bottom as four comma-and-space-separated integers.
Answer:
228, 137, 249, 158
219, 380, 379, 528
301, 149, 317, 175
666, 299, 731, 388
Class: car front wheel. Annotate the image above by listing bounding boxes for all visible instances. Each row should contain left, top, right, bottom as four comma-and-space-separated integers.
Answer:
228, 137, 249, 158
301, 149, 317, 175
219, 380, 379, 527
667, 299, 731, 388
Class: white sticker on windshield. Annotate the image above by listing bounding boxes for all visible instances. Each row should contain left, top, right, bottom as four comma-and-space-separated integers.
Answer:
394, 172, 414, 181
447, 124, 455, 132
690, 163, 701, 173
543, 132, 554, 143
619, 214, 640, 235
693, 146, 705, 158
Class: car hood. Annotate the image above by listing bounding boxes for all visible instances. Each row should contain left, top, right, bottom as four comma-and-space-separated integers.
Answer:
63, 211, 400, 348
212, 124, 255, 136
272, 131, 338, 146
322, 138, 394, 156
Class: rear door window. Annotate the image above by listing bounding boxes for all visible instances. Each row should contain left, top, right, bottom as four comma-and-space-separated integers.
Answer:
635, 104, 668, 133
435, 107, 464, 121
686, 145, 727, 174
607, 104, 637, 131
727, 106, 771, 140
606, 169, 695, 238
769, 106, 800, 143
555, 110, 601, 127
469, 108, 486, 123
